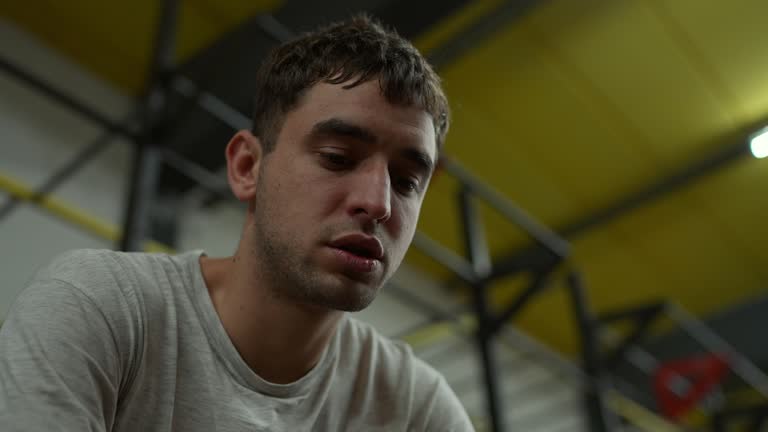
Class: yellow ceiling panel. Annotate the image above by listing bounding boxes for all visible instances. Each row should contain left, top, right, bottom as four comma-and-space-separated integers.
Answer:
602, 192, 762, 315
571, 228, 664, 312
435, 94, 579, 242
684, 159, 768, 276
655, 0, 768, 125
435, 27, 605, 239
526, 0, 736, 170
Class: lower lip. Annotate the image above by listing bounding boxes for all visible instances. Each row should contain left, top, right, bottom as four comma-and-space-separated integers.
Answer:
329, 247, 379, 273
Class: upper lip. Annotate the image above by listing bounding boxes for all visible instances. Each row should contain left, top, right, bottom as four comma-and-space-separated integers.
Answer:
329, 233, 384, 260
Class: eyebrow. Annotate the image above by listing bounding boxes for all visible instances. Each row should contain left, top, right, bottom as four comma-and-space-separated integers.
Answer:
310, 118, 378, 144
310, 117, 435, 176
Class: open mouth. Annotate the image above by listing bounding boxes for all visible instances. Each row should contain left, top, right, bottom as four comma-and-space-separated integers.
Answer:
328, 234, 384, 262
335, 245, 375, 259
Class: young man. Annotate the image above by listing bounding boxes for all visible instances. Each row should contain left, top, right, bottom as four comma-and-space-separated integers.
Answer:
0, 16, 474, 431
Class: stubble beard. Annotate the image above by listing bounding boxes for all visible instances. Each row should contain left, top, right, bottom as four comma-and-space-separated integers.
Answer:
249, 174, 381, 312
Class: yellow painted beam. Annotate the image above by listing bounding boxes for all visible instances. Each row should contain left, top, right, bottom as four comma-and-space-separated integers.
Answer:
0, 171, 173, 254
401, 313, 476, 348
607, 390, 684, 432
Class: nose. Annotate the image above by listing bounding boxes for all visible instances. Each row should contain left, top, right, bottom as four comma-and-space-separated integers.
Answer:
348, 160, 391, 224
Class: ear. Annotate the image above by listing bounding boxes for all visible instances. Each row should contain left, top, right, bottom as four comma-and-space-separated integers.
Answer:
225, 130, 263, 202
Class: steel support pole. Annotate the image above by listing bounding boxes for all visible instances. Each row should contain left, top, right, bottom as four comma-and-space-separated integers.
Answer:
119, 0, 179, 251
443, 157, 570, 259
488, 270, 550, 335
598, 302, 665, 370
567, 270, 617, 432
458, 187, 505, 432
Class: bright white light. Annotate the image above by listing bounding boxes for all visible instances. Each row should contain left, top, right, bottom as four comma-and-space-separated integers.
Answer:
751, 128, 768, 159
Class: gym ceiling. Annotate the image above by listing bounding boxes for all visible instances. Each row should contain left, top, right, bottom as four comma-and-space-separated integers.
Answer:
4, 0, 767, 354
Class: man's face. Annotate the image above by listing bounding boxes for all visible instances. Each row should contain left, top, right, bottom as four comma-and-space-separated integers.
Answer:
249, 79, 437, 312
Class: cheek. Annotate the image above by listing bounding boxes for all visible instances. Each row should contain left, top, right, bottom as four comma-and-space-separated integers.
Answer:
389, 200, 420, 242
280, 156, 341, 216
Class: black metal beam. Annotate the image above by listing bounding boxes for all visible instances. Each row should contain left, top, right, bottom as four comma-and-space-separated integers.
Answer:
492, 138, 752, 281
443, 157, 570, 260
559, 141, 750, 238
459, 188, 492, 280
0, 57, 139, 141
119, 0, 179, 251
160, 148, 229, 197
567, 270, 617, 432
598, 302, 666, 371
488, 269, 552, 335
427, 0, 545, 70
412, 231, 478, 284
458, 187, 506, 432
597, 301, 666, 325
169, 75, 250, 131
150, 13, 294, 168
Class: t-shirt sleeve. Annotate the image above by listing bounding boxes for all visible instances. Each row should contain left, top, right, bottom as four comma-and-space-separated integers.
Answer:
0, 251, 137, 431
420, 374, 476, 432
404, 352, 475, 432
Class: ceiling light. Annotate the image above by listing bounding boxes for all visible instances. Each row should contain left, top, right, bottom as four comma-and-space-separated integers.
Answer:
751, 127, 768, 159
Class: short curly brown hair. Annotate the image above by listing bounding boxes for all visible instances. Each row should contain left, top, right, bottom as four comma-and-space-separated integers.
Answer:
251, 14, 449, 153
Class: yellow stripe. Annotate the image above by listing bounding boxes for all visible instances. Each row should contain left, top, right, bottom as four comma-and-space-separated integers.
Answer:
401, 313, 476, 348
607, 391, 683, 432
0, 172, 173, 253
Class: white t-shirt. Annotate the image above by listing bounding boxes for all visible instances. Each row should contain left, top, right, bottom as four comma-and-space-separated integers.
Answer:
0, 249, 474, 431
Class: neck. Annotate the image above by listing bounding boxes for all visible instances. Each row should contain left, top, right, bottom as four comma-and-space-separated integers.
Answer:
200, 252, 343, 384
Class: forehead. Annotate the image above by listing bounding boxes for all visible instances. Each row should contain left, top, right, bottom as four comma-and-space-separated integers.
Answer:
288, 80, 437, 158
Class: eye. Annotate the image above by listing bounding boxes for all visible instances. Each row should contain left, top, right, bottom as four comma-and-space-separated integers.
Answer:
394, 176, 420, 195
319, 152, 353, 170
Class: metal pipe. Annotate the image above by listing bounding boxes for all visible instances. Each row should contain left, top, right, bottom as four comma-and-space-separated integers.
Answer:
567, 270, 617, 432
459, 186, 505, 432
411, 231, 477, 284
120, 143, 163, 251
160, 148, 229, 196
489, 270, 551, 335
443, 157, 570, 258
666, 303, 768, 398
459, 189, 492, 278
0, 57, 138, 141
170, 76, 250, 131
120, 0, 180, 251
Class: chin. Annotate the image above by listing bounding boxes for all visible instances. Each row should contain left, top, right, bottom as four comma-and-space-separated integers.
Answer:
309, 274, 381, 312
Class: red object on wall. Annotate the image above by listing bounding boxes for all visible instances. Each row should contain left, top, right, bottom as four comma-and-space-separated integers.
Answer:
653, 353, 730, 419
